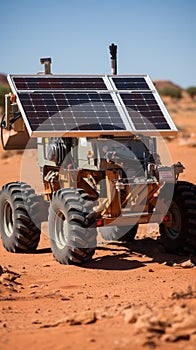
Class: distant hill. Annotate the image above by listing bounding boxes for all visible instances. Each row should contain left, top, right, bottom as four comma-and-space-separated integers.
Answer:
0, 73, 8, 86
153, 80, 183, 90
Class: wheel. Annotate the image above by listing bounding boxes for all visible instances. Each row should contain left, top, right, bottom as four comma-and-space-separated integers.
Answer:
48, 188, 97, 265
100, 224, 138, 242
0, 182, 41, 253
160, 181, 196, 254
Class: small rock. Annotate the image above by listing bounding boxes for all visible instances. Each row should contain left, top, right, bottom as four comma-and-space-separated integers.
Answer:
0, 275, 9, 285
124, 308, 138, 324
149, 269, 154, 272
0, 266, 3, 276
89, 338, 96, 343
66, 311, 97, 325
32, 320, 42, 325
173, 259, 194, 269
29, 284, 39, 288
143, 340, 157, 349
0, 272, 19, 283
180, 259, 195, 268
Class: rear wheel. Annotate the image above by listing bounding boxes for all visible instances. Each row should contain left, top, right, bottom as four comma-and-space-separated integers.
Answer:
0, 182, 41, 252
100, 225, 138, 242
160, 181, 196, 254
49, 188, 97, 265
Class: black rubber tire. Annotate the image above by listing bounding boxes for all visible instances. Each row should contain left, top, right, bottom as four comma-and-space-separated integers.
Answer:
100, 224, 138, 242
0, 182, 41, 253
160, 181, 196, 254
48, 188, 97, 265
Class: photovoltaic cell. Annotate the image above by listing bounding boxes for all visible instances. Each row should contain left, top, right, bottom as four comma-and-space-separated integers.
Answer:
18, 92, 126, 132
12, 76, 107, 91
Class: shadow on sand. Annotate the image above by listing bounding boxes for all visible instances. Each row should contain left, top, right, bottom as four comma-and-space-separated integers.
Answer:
34, 237, 195, 271
84, 238, 195, 271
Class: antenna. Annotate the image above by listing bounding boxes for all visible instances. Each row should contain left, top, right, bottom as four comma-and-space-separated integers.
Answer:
109, 43, 117, 75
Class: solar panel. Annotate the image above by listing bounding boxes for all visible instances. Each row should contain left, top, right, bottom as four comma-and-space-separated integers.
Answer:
112, 77, 150, 90
11, 76, 107, 91
119, 92, 170, 130
7, 74, 178, 137
18, 91, 126, 133
108, 75, 176, 132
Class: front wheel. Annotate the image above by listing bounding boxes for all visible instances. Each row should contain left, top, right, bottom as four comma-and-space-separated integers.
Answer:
160, 181, 196, 254
0, 182, 41, 253
48, 188, 97, 265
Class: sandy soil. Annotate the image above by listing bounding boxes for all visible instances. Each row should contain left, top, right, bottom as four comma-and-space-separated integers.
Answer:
0, 95, 196, 350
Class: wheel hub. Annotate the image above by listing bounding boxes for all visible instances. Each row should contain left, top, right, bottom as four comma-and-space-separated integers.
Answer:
166, 202, 181, 239
3, 200, 14, 237
54, 209, 69, 249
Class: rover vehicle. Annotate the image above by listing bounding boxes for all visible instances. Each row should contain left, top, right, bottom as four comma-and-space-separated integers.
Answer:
0, 45, 195, 264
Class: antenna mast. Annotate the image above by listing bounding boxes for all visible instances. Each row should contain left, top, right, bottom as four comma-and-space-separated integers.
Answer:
109, 43, 117, 75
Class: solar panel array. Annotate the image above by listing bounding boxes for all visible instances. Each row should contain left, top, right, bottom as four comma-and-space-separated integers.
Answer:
8, 74, 177, 137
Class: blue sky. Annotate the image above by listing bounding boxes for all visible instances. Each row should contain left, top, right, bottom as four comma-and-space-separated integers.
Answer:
1, 0, 195, 87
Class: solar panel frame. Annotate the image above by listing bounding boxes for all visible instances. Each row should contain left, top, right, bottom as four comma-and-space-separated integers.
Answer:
7, 74, 178, 137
